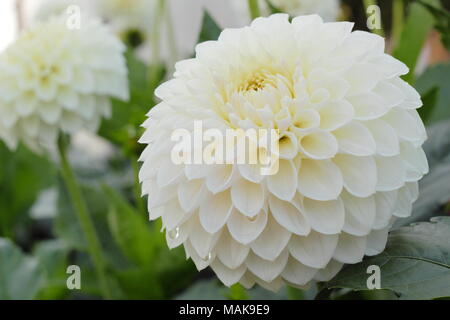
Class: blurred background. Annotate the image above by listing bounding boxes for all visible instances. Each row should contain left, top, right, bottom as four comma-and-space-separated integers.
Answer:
0, 0, 449, 300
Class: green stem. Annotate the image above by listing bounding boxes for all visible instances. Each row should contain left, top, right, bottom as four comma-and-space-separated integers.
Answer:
363, 0, 385, 37
57, 137, 112, 299
392, 0, 404, 46
165, 0, 178, 73
131, 154, 145, 215
247, 0, 261, 20
149, 0, 165, 91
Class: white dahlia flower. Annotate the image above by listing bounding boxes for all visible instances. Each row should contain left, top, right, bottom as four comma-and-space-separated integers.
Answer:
232, 0, 341, 25
139, 14, 428, 291
0, 16, 128, 151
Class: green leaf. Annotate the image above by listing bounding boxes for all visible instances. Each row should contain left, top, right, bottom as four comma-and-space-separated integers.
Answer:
0, 143, 56, 238
394, 120, 450, 228
326, 217, 450, 300
393, 0, 437, 84
176, 279, 228, 300
417, 0, 450, 50
198, 10, 222, 43
0, 238, 44, 299
104, 185, 157, 266
54, 180, 128, 270
104, 185, 197, 299
415, 63, 450, 123
226, 283, 249, 300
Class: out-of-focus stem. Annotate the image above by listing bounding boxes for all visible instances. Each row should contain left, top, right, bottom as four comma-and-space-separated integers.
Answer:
247, 0, 261, 20
58, 136, 112, 299
165, 0, 178, 74
363, 0, 385, 37
15, 0, 24, 31
392, 0, 405, 46
149, 0, 165, 91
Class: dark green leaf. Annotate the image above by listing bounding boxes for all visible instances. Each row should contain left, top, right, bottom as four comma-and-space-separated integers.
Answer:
176, 279, 227, 300
198, 10, 222, 43
415, 63, 450, 123
394, 120, 450, 228
393, 0, 437, 84
418, 0, 450, 50
326, 217, 450, 300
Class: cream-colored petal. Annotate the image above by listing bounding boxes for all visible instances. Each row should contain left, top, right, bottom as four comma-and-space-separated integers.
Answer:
365, 119, 400, 157
341, 192, 376, 236
375, 155, 406, 191
269, 195, 310, 236
373, 190, 397, 230
333, 233, 367, 264
210, 259, 246, 287
215, 229, 250, 269
299, 130, 338, 160
245, 249, 289, 283
231, 178, 265, 217
333, 121, 376, 156
298, 159, 343, 201
365, 227, 389, 256
281, 257, 317, 286
313, 259, 344, 282
288, 231, 338, 268
251, 215, 291, 261
177, 179, 206, 213
199, 190, 233, 234
227, 208, 268, 245
302, 197, 345, 235
189, 215, 221, 260
267, 159, 297, 201
333, 154, 377, 197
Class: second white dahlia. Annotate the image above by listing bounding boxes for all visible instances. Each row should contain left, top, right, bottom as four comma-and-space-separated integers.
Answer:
139, 14, 428, 291
0, 16, 128, 151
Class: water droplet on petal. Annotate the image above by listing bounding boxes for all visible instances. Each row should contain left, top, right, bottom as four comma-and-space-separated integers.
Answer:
202, 252, 212, 262
168, 227, 180, 240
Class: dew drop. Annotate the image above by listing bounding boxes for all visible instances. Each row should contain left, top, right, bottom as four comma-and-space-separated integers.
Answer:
202, 252, 212, 262
168, 227, 180, 240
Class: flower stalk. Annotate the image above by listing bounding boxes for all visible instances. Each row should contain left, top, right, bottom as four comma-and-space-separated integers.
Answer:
363, 0, 385, 37
57, 136, 112, 299
392, 0, 404, 46
149, 0, 165, 91
247, 0, 261, 20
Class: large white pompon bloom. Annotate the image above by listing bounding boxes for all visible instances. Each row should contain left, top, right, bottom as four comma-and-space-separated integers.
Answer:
139, 14, 429, 291
232, 0, 341, 25
0, 16, 129, 151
